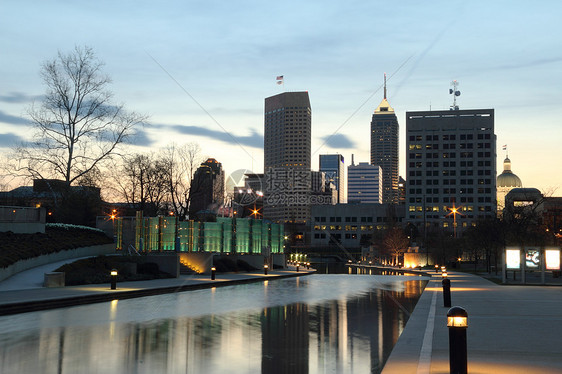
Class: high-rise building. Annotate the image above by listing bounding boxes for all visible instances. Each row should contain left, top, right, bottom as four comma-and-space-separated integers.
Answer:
370, 75, 399, 204
405, 109, 496, 232
188, 158, 225, 218
347, 162, 383, 204
319, 154, 345, 203
264, 92, 312, 223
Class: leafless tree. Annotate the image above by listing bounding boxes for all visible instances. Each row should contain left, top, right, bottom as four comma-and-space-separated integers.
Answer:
10, 46, 146, 184
161, 143, 205, 219
383, 226, 410, 265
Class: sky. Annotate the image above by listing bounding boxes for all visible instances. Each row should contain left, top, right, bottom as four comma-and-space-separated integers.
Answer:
1, 0, 561, 194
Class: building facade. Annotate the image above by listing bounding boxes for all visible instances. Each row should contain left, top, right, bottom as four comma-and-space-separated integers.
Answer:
189, 158, 225, 218
370, 77, 399, 204
405, 109, 496, 232
347, 162, 383, 204
319, 154, 346, 203
264, 92, 312, 223
310, 203, 404, 250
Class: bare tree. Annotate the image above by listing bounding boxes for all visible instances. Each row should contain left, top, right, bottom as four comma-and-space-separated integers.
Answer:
161, 143, 205, 219
10, 46, 145, 184
383, 226, 410, 265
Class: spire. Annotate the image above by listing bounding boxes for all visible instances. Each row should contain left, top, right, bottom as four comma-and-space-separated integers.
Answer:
384, 73, 386, 100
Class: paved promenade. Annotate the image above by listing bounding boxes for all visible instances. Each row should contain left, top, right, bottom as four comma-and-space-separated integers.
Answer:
382, 271, 562, 374
0, 263, 314, 316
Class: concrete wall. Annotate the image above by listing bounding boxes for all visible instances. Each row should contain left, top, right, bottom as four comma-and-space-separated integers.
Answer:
178, 252, 215, 274
0, 206, 46, 234
404, 252, 434, 268
139, 254, 180, 278
0, 243, 116, 282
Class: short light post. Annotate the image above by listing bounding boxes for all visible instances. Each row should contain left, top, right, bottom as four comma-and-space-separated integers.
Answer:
211, 267, 216, 280
435, 264, 439, 273
447, 306, 468, 374
442, 271, 451, 307
264, 264, 269, 275
306, 262, 310, 269
296, 263, 300, 272
110, 269, 118, 290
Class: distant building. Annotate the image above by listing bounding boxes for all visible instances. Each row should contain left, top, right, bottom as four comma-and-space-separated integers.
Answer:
233, 173, 264, 218
263, 91, 312, 223
496, 155, 523, 216
319, 154, 346, 203
371, 75, 399, 204
310, 203, 404, 251
347, 162, 383, 204
405, 109, 496, 232
189, 158, 225, 218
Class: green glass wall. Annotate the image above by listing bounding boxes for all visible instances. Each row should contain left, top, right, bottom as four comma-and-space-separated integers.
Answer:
236, 218, 251, 254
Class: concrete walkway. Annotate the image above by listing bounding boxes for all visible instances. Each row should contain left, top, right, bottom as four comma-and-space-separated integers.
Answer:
382, 271, 562, 374
0, 263, 315, 316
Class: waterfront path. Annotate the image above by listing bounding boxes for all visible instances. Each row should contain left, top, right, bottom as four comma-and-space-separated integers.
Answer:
382, 271, 562, 374
0, 263, 315, 316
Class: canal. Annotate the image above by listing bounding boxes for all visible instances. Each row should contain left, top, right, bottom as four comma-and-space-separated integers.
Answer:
0, 272, 428, 374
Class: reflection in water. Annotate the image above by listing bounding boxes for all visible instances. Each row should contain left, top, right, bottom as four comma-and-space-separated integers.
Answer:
0, 275, 426, 374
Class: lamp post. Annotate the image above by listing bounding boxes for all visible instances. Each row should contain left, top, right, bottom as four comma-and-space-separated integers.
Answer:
264, 264, 269, 275
211, 267, 216, 280
110, 269, 118, 290
447, 306, 468, 374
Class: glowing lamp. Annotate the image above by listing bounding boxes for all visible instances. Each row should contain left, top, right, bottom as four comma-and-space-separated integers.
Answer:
442, 272, 448, 278
447, 306, 468, 328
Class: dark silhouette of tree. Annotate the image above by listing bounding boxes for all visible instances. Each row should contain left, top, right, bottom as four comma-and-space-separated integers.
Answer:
11, 46, 145, 184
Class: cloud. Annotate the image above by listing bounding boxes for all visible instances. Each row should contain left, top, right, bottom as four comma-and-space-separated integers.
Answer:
319, 133, 356, 149
123, 128, 156, 147
150, 123, 263, 149
0, 133, 25, 147
493, 57, 562, 71
0, 92, 42, 104
0, 110, 28, 126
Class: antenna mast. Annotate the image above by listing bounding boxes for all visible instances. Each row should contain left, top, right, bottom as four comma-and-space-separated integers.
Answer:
384, 73, 386, 100
449, 80, 461, 110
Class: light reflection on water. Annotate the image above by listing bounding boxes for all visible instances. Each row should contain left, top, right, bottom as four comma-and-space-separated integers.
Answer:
0, 275, 427, 374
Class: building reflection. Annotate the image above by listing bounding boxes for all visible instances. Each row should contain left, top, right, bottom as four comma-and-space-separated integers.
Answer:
0, 280, 426, 374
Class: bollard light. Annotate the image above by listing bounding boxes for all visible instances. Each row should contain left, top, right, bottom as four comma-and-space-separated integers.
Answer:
110, 269, 118, 290
296, 263, 300, 272
264, 264, 269, 275
435, 264, 439, 273
447, 306, 468, 374
442, 271, 448, 278
211, 267, 216, 280
442, 275, 452, 307
306, 262, 310, 269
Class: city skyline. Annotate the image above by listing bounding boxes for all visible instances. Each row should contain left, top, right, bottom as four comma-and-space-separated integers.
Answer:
1, 1, 561, 194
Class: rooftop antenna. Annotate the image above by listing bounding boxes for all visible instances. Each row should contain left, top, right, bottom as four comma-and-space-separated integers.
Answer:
449, 80, 461, 110
384, 73, 386, 100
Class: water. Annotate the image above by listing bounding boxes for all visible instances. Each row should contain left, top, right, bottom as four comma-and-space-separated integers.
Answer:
0, 274, 427, 374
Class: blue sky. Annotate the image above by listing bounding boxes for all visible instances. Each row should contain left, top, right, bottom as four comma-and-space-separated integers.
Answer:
1, 0, 561, 193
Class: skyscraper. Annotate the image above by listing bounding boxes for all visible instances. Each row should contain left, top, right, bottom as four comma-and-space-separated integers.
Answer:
188, 158, 225, 218
370, 75, 399, 204
264, 92, 312, 223
405, 109, 496, 232
347, 162, 383, 204
319, 154, 345, 203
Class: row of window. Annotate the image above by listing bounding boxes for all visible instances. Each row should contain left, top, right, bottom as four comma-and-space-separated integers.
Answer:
409, 134, 492, 141
409, 142, 492, 150
314, 216, 376, 223
313, 225, 375, 231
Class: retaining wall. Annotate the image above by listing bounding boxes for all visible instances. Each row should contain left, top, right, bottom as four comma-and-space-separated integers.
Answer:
0, 243, 116, 282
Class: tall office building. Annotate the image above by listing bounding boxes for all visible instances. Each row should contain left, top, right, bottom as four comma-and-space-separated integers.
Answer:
188, 158, 225, 217
319, 154, 345, 203
405, 109, 496, 232
370, 75, 399, 204
264, 92, 312, 223
347, 162, 383, 204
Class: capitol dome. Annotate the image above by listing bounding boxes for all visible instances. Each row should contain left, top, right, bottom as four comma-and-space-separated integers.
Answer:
497, 157, 522, 188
